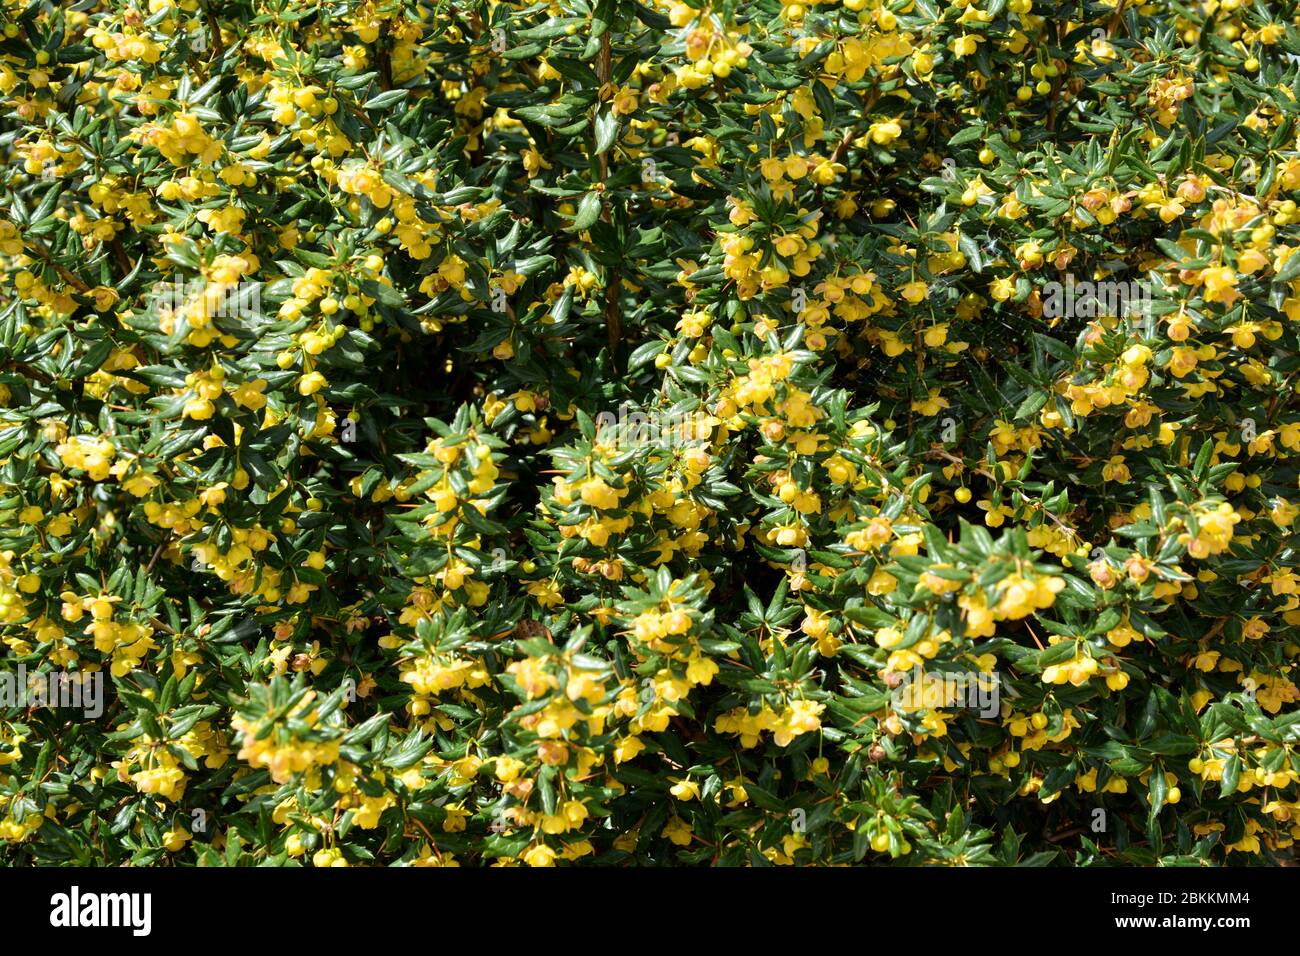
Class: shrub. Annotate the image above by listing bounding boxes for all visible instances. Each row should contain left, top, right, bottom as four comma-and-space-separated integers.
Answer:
1, 0, 1299, 866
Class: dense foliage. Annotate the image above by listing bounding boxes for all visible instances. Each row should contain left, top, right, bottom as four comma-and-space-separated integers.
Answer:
2, 0, 1299, 866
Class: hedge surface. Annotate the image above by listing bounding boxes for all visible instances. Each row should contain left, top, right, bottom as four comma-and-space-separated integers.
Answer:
1, 0, 1299, 866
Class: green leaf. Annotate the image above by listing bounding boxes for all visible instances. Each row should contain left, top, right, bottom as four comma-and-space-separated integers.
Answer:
594, 109, 619, 155
363, 89, 409, 110
570, 191, 602, 231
